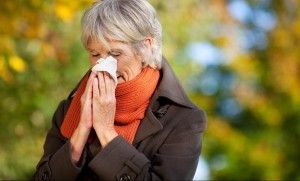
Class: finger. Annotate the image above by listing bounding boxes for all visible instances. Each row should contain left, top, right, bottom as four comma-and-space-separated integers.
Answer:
92, 77, 100, 99
85, 72, 97, 96
81, 72, 96, 105
87, 72, 97, 88
98, 72, 106, 95
104, 72, 116, 96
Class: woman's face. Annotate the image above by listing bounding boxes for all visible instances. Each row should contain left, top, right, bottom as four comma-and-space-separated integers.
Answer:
87, 39, 143, 84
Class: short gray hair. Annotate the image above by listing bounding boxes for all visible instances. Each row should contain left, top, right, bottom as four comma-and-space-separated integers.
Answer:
81, 0, 162, 69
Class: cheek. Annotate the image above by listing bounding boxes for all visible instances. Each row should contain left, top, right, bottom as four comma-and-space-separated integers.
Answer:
89, 57, 97, 66
116, 57, 130, 70
116, 61, 124, 72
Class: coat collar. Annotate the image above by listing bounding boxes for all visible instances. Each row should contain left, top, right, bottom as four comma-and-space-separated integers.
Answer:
156, 58, 194, 109
133, 58, 195, 144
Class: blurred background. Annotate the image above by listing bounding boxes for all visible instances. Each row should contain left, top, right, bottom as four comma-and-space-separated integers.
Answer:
0, 0, 299, 180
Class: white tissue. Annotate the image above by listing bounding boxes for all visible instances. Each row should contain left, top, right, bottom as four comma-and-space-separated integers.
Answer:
91, 56, 118, 84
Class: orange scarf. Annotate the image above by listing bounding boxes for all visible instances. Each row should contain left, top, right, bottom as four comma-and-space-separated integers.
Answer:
60, 67, 160, 144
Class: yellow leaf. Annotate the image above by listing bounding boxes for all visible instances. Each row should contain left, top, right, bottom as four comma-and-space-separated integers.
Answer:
9, 55, 27, 73
55, 3, 74, 22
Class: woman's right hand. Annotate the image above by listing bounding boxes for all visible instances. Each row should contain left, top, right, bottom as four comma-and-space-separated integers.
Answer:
78, 72, 97, 131
70, 72, 96, 164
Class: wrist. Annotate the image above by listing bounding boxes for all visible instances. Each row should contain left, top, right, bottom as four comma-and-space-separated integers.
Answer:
94, 126, 118, 147
70, 128, 90, 164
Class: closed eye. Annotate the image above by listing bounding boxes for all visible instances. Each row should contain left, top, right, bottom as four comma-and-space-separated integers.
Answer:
91, 54, 100, 57
109, 51, 121, 57
88, 50, 100, 58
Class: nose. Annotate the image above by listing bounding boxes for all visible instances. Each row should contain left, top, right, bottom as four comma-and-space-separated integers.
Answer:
93, 54, 107, 63
100, 55, 109, 59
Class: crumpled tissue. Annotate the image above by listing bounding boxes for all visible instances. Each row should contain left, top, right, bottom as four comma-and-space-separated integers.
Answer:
91, 56, 118, 84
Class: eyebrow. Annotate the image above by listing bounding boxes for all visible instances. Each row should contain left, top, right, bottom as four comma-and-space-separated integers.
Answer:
110, 48, 123, 52
86, 48, 124, 53
87, 48, 96, 52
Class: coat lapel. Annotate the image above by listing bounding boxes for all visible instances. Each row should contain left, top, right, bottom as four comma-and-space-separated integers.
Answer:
133, 58, 195, 145
133, 91, 163, 145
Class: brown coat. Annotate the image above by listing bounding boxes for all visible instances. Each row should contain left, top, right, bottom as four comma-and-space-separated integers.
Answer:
34, 59, 206, 181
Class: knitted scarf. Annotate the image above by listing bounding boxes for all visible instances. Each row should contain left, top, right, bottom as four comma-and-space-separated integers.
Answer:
60, 67, 160, 144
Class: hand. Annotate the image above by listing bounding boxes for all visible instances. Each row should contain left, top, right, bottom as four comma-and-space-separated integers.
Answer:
70, 72, 96, 164
78, 72, 97, 131
92, 72, 118, 147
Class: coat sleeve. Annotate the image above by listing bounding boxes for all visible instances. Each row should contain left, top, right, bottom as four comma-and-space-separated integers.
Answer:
34, 100, 87, 181
88, 108, 206, 181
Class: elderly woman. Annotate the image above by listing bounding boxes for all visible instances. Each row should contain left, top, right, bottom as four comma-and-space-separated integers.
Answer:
34, 0, 206, 180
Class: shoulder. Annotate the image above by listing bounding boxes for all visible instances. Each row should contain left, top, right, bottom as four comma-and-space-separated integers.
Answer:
170, 103, 206, 133
154, 58, 207, 133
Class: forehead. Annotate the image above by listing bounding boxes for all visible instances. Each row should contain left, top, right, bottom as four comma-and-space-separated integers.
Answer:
87, 38, 131, 52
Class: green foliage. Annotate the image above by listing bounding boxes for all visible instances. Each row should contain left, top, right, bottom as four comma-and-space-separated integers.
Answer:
0, 0, 299, 180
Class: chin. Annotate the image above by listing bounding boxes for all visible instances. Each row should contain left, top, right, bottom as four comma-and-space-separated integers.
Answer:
117, 78, 125, 84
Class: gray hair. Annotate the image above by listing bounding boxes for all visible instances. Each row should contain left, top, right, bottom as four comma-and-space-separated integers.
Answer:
81, 0, 162, 69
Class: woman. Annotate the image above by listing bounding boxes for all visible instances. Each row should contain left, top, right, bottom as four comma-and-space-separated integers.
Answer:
34, 0, 206, 180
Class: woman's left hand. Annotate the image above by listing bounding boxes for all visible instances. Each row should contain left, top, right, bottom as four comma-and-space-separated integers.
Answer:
92, 72, 118, 147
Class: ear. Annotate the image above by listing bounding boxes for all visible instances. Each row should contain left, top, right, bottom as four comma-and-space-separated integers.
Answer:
139, 37, 154, 66
143, 37, 154, 50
